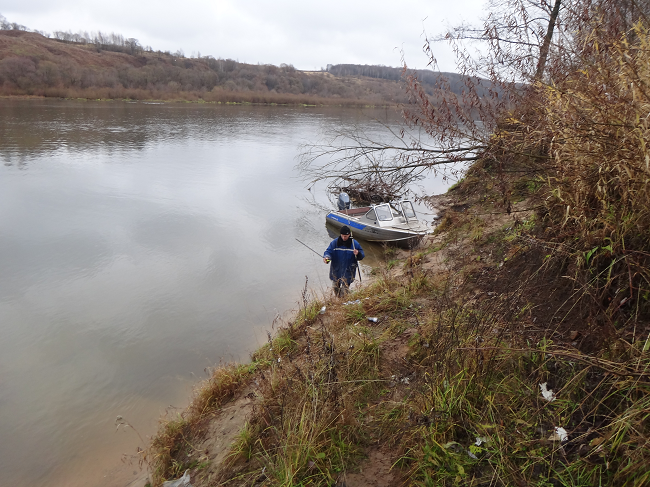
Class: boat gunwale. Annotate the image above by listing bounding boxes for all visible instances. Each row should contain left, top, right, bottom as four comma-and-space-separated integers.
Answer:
326, 210, 430, 238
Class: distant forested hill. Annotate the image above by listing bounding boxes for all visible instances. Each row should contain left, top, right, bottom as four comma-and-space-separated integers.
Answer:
0, 29, 481, 104
327, 64, 494, 98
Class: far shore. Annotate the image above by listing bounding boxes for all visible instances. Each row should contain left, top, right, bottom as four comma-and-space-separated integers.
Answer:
0, 91, 398, 108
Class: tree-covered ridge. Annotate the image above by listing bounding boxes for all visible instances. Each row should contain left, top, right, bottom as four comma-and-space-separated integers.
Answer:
327, 63, 482, 96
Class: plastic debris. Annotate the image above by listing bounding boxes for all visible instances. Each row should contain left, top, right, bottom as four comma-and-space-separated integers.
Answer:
475, 437, 488, 446
367, 317, 379, 323
162, 470, 193, 487
277, 357, 281, 363
467, 450, 479, 460
390, 374, 411, 385
548, 427, 568, 442
539, 382, 556, 402
343, 299, 361, 306
319, 306, 326, 314
443, 441, 461, 450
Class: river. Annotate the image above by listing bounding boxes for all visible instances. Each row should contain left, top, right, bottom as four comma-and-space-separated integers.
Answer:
0, 99, 453, 487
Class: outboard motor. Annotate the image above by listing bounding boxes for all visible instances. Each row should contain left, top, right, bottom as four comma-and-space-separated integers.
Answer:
337, 192, 351, 211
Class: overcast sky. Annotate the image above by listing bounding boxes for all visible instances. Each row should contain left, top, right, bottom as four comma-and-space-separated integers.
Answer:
1, 0, 484, 72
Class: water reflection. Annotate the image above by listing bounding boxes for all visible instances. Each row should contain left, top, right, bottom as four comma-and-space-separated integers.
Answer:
0, 100, 379, 163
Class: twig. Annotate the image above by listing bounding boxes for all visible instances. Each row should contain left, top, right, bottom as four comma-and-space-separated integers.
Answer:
456, 347, 650, 379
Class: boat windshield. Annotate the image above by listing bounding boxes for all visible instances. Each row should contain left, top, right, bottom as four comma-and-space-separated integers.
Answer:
375, 204, 393, 221
389, 204, 404, 218
402, 201, 417, 219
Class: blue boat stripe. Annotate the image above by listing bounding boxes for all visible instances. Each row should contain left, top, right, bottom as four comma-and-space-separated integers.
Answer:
328, 213, 366, 231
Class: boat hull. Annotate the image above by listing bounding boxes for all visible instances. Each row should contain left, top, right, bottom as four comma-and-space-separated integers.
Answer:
325, 211, 430, 246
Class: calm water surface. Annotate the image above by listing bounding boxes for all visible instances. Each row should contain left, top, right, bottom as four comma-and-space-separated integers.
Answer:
0, 99, 452, 487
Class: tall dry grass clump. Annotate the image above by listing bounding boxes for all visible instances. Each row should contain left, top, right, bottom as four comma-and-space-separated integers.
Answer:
539, 22, 650, 342
482, 20, 650, 345
542, 22, 650, 256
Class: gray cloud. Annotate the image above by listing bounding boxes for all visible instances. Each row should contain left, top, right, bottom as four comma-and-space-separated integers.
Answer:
2, 0, 483, 71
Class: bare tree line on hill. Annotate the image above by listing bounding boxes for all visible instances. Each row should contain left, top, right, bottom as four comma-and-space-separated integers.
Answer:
1, 13, 145, 54
0, 13, 28, 32
51, 30, 146, 56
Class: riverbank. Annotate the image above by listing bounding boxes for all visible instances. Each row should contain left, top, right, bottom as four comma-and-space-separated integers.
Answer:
144, 157, 650, 486
0, 92, 394, 107
0, 92, 395, 107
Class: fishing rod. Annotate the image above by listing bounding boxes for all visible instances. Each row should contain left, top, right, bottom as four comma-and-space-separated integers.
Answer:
348, 227, 362, 283
295, 238, 328, 262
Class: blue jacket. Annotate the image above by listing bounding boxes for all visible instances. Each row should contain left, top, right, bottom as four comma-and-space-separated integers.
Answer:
324, 237, 365, 284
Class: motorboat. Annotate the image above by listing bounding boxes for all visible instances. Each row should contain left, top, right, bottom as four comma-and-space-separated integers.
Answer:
325, 193, 432, 246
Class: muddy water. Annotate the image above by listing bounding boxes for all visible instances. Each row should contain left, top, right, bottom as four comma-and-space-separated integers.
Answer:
0, 99, 453, 486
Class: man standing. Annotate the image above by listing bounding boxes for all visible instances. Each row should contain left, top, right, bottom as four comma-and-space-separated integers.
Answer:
323, 226, 365, 297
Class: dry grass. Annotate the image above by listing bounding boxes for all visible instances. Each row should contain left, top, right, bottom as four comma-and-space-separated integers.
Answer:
0, 85, 385, 106
146, 226, 650, 486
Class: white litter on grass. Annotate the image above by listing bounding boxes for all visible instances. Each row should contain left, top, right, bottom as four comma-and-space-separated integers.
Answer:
343, 299, 361, 306
475, 437, 488, 446
389, 375, 411, 385
539, 382, 556, 402
162, 470, 193, 487
467, 450, 478, 459
548, 427, 569, 442
319, 306, 326, 314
